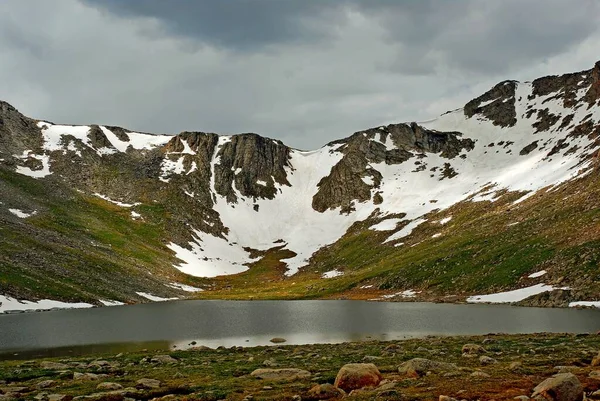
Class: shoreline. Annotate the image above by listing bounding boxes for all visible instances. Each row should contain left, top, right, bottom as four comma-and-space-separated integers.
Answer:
0, 333, 599, 400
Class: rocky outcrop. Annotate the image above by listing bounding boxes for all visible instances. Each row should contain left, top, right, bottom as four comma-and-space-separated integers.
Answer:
464, 80, 517, 127
531, 64, 596, 109
0, 101, 44, 163
213, 134, 291, 203
313, 123, 473, 213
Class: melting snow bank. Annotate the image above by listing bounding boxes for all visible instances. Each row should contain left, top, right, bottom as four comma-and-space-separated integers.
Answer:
322, 269, 344, 278
0, 295, 93, 314
166, 282, 204, 292
99, 299, 125, 307
377, 290, 420, 300
93, 193, 140, 208
467, 284, 569, 304
135, 292, 178, 302
569, 301, 600, 308
8, 209, 36, 218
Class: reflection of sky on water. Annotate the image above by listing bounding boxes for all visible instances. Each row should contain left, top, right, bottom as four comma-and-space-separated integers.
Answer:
1, 300, 600, 360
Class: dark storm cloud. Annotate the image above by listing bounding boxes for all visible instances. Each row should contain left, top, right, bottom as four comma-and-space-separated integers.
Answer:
82, 0, 599, 74
82, 0, 338, 50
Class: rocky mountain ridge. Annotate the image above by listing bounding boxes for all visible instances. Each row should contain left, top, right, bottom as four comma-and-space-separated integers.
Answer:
1, 61, 600, 309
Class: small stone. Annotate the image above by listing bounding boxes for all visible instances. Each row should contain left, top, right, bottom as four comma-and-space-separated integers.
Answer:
96, 382, 123, 391
250, 368, 311, 381
471, 370, 491, 378
151, 355, 178, 364
363, 355, 382, 362
589, 371, 600, 379
73, 372, 99, 381
592, 351, 600, 367
398, 358, 458, 377
554, 366, 577, 373
36, 380, 55, 389
270, 338, 286, 344
334, 363, 382, 392
41, 362, 70, 370
136, 378, 161, 389
48, 395, 73, 401
439, 396, 458, 401
263, 358, 278, 367
515, 396, 530, 401
305, 383, 345, 400
480, 355, 498, 365
462, 344, 486, 355
510, 362, 523, 371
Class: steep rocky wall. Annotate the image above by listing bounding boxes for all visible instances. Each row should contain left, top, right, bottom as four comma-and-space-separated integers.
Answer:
314, 123, 473, 213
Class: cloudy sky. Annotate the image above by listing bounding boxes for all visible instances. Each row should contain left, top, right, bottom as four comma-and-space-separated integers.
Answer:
1, 1, 599, 150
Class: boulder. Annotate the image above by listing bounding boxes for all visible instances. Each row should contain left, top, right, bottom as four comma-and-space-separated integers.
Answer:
136, 378, 161, 389
531, 373, 583, 401
151, 355, 178, 364
398, 358, 458, 377
462, 344, 486, 356
250, 368, 311, 381
589, 370, 600, 379
334, 363, 382, 392
305, 383, 345, 400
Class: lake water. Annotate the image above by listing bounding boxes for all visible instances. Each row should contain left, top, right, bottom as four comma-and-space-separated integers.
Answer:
1, 300, 599, 360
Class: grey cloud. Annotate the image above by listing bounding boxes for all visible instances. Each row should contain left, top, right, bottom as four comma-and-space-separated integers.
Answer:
0, 0, 598, 151
82, 0, 341, 51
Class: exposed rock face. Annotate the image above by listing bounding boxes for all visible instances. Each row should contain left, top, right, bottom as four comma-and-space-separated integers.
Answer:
333, 363, 382, 392
531, 64, 597, 109
213, 134, 291, 203
532, 373, 583, 401
464, 80, 517, 127
313, 123, 474, 212
0, 101, 44, 164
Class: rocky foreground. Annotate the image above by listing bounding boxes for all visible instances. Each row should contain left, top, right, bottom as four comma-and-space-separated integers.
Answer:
1, 334, 600, 400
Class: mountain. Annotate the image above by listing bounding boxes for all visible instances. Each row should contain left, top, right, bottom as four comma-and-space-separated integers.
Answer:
1, 61, 600, 310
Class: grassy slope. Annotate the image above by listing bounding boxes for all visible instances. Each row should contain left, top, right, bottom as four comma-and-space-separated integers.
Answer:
0, 168, 206, 303
2, 162, 600, 304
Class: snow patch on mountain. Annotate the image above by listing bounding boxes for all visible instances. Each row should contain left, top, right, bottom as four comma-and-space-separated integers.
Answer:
8, 209, 36, 218
467, 284, 570, 304
0, 294, 93, 313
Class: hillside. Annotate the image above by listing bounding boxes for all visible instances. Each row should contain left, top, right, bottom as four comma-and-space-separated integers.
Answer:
1, 61, 600, 311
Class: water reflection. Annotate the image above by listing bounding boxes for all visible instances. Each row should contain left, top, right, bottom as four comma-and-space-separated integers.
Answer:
1, 300, 599, 360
